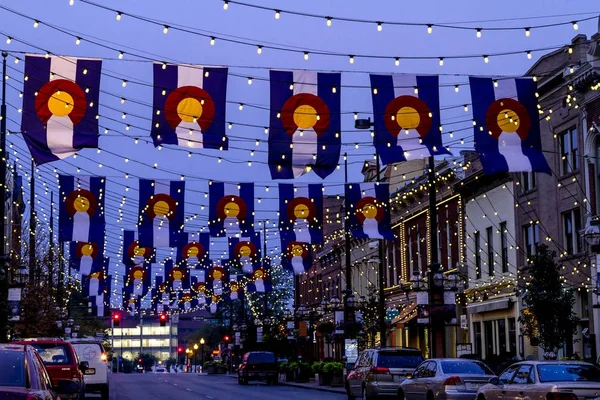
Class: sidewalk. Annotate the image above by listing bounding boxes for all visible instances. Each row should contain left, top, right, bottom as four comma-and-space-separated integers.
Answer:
225, 373, 345, 394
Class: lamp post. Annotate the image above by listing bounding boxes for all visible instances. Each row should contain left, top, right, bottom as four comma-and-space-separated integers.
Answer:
200, 338, 205, 371
583, 218, 600, 359
185, 348, 191, 373
193, 343, 199, 373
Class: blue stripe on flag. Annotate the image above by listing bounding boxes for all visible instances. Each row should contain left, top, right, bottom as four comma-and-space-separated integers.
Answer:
315, 72, 341, 179
268, 70, 295, 179
345, 183, 394, 239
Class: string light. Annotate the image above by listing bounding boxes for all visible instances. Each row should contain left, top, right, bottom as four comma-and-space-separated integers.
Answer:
454, 85, 459, 92
210, 37, 215, 46
439, 57, 444, 66
69, 0, 74, 5
527, 51, 532, 59
394, 57, 400, 66
326, 17, 332, 26
163, 25, 169, 34
349, 55, 355, 64
572, 21, 578, 30
116, 11, 122, 21
5, 37, 11, 44
483, 55, 489, 63
33, 20, 39, 28
274, 10, 280, 19
525, 27, 530, 36
122, 80, 127, 87
118, 51, 124, 59
568, 46, 573, 54
238, 103, 244, 111
476, 28, 482, 38
304, 52, 309, 61
247, 77, 253, 85
427, 24, 433, 34
377, 22, 383, 32
257, 46, 263, 55
223, 1, 229, 10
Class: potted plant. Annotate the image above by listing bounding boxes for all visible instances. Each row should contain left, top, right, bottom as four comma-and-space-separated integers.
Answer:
294, 361, 311, 383
284, 362, 296, 382
314, 362, 331, 386
215, 361, 229, 374
204, 361, 217, 374
324, 362, 344, 387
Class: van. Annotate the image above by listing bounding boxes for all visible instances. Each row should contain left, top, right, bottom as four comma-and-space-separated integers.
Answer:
69, 339, 110, 400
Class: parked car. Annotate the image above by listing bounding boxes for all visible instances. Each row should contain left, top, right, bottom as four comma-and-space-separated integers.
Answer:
155, 367, 168, 373
347, 347, 425, 400
398, 358, 496, 400
69, 339, 110, 400
0, 343, 80, 400
477, 361, 600, 400
12, 338, 89, 400
238, 351, 278, 385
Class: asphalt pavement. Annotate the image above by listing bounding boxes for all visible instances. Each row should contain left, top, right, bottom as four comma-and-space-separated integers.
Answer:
108, 373, 346, 400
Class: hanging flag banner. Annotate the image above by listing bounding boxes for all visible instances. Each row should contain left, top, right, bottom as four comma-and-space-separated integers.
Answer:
69, 241, 104, 276
208, 182, 254, 237
165, 258, 190, 292
152, 276, 172, 314
469, 77, 550, 175
122, 230, 155, 266
228, 233, 262, 274
370, 74, 450, 165
21, 56, 101, 164
345, 183, 394, 239
281, 233, 313, 275
58, 175, 105, 243
177, 291, 198, 311
138, 180, 185, 248
208, 262, 229, 297
190, 269, 209, 306
176, 232, 211, 269
246, 267, 273, 293
268, 70, 341, 179
152, 64, 228, 149
228, 274, 242, 300
89, 275, 111, 317
279, 183, 323, 244
122, 288, 140, 316
125, 262, 152, 298
82, 268, 106, 298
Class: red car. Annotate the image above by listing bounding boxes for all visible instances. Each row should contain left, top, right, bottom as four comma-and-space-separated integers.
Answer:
12, 338, 88, 400
0, 343, 80, 400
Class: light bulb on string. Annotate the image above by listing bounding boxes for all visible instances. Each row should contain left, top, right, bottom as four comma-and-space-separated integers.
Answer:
116, 12, 122, 21
377, 22, 383, 31
163, 25, 169, 34
527, 51, 532, 59
304, 52, 309, 61
476, 29, 482, 38
568, 46, 573, 54
223, 1, 229, 10
326, 17, 332, 27
162, 62, 167, 69
122, 80, 127, 87
274, 9, 280, 19
572, 21, 578, 30
349, 55, 355, 64
483, 55, 489, 63
33, 20, 39, 28
210, 37, 215, 46
257, 46, 262, 55
6, 37, 11, 44
118, 51, 124, 59
439, 57, 444, 66
427, 24, 433, 34
247, 77, 253, 85
238, 103, 244, 111
454, 85, 459, 92
525, 28, 530, 36
394, 57, 400, 66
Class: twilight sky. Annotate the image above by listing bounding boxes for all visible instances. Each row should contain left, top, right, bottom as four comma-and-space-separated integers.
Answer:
0, 0, 597, 297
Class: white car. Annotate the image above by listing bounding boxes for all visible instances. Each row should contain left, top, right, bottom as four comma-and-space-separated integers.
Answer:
69, 339, 110, 400
155, 367, 168, 373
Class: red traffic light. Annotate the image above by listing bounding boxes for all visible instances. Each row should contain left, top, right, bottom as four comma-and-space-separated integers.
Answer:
138, 358, 142, 363
113, 313, 120, 320
177, 347, 183, 353
224, 335, 230, 342
160, 314, 166, 321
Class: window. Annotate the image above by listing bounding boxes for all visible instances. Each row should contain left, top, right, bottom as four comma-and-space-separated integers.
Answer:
512, 365, 534, 384
500, 222, 508, 272
440, 360, 494, 375
446, 221, 453, 269
520, 172, 536, 192
563, 208, 583, 255
473, 322, 482, 359
498, 319, 507, 354
508, 318, 517, 356
474, 231, 481, 279
484, 320, 494, 358
560, 127, 579, 174
523, 223, 539, 258
582, 293, 589, 319
0, 351, 25, 387
486, 227, 494, 277
537, 364, 600, 383
407, 228, 413, 278
416, 231, 423, 273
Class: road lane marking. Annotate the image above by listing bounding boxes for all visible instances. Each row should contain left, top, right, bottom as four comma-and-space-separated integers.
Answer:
187, 388, 192, 392
206, 396, 214, 399
174, 383, 178, 386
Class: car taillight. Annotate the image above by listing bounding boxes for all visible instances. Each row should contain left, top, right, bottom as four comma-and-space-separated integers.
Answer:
26, 394, 43, 400
547, 393, 578, 400
72, 368, 79, 379
101, 353, 107, 362
443, 376, 463, 386
371, 367, 390, 375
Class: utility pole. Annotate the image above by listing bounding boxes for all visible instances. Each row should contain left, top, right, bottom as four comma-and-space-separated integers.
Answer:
343, 153, 355, 330
48, 191, 54, 287
57, 242, 65, 308
375, 154, 386, 347
0, 52, 9, 341
427, 156, 442, 358
28, 160, 35, 285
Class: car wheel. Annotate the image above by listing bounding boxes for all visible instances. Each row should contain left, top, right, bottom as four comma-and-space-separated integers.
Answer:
427, 391, 435, 400
101, 385, 109, 400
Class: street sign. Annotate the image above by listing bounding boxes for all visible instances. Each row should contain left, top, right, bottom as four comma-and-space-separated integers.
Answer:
172, 315, 179, 323
192, 316, 204, 321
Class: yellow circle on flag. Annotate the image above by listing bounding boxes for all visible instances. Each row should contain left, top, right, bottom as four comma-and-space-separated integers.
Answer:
396, 106, 420, 130
74, 196, 90, 213
239, 245, 251, 257
225, 202, 240, 217
362, 203, 378, 219
133, 270, 144, 279
255, 270, 264, 279
497, 109, 520, 133
177, 98, 203, 123
172, 270, 183, 280
291, 244, 304, 257
133, 245, 146, 257
187, 246, 199, 258
213, 270, 223, 280
81, 244, 94, 256
293, 203, 309, 219
293, 105, 318, 129
48, 90, 75, 117
153, 200, 170, 217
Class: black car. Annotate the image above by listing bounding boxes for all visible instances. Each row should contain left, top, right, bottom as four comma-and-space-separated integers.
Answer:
238, 351, 278, 385
0, 343, 80, 400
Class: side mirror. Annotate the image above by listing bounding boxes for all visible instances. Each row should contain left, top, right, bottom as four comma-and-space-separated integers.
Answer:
79, 361, 90, 371
488, 377, 500, 385
405, 373, 413, 380
55, 379, 79, 394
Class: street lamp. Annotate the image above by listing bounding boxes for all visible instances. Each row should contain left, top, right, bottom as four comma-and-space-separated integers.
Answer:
185, 348, 191, 373
193, 343, 199, 372
200, 338, 205, 370
584, 219, 600, 252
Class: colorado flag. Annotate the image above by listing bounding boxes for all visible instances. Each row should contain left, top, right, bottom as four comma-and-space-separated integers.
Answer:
229, 233, 262, 275
209, 182, 254, 237
21, 56, 101, 164
138, 180, 185, 248
176, 232, 211, 269
345, 183, 394, 239
279, 183, 323, 244
370, 74, 450, 165
281, 232, 313, 275
470, 77, 550, 175
58, 175, 105, 243
269, 70, 341, 179
152, 64, 228, 149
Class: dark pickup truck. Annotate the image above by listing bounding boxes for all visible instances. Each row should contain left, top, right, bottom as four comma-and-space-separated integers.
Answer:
238, 351, 278, 385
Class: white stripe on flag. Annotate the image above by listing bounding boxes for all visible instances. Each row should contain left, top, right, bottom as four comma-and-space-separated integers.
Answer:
89, 277, 99, 296
292, 256, 305, 274
360, 184, 384, 239
293, 185, 311, 243
176, 65, 205, 148
493, 79, 532, 172
133, 279, 143, 296
222, 183, 241, 236
72, 176, 92, 242
392, 74, 431, 160
47, 57, 78, 159
80, 256, 93, 275
293, 71, 318, 96
153, 181, 171, 247
241, 257, 253, 274
255, 278, 265, 293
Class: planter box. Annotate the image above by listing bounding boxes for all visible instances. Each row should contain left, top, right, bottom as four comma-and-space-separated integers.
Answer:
205, 366, 217, 375
285, 371, 295, 382
330, 374, 344, 387
217, 367, 228, 374
318, 373, 331, 386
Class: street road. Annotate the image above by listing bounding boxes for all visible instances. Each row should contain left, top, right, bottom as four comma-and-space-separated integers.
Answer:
107, 373, 345, 400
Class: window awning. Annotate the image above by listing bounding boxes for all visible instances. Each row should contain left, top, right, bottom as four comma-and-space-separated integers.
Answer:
466, 298, 511, 314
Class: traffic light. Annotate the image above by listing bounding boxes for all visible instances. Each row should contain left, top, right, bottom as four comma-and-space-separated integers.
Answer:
112, 313, 120, 327
224, 335, 230, 343
138, 358, 142, 363
159, 313, 167, 327
177, 347, 183, 354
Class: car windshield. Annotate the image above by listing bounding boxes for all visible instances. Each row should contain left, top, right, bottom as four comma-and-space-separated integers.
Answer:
248, 353, 276, 363
537, 364, 600, 383
0, 351, 25, 387
31, 344, 73, 365
441, 361, 494, 375
377, 352, 424, 368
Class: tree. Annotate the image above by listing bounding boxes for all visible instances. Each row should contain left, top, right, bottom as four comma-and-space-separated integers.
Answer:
13, 283, 62, 338
357, 285, 379, 349
518, 245, 580, 353
245, 264, 293, 323
136, 352, 158, 372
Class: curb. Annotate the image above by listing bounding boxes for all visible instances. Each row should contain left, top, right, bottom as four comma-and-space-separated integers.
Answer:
277, 381, 346, 394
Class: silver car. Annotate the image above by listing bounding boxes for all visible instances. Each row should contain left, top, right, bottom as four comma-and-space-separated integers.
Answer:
477, 361, 600, 400
399, 358, 496, 400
